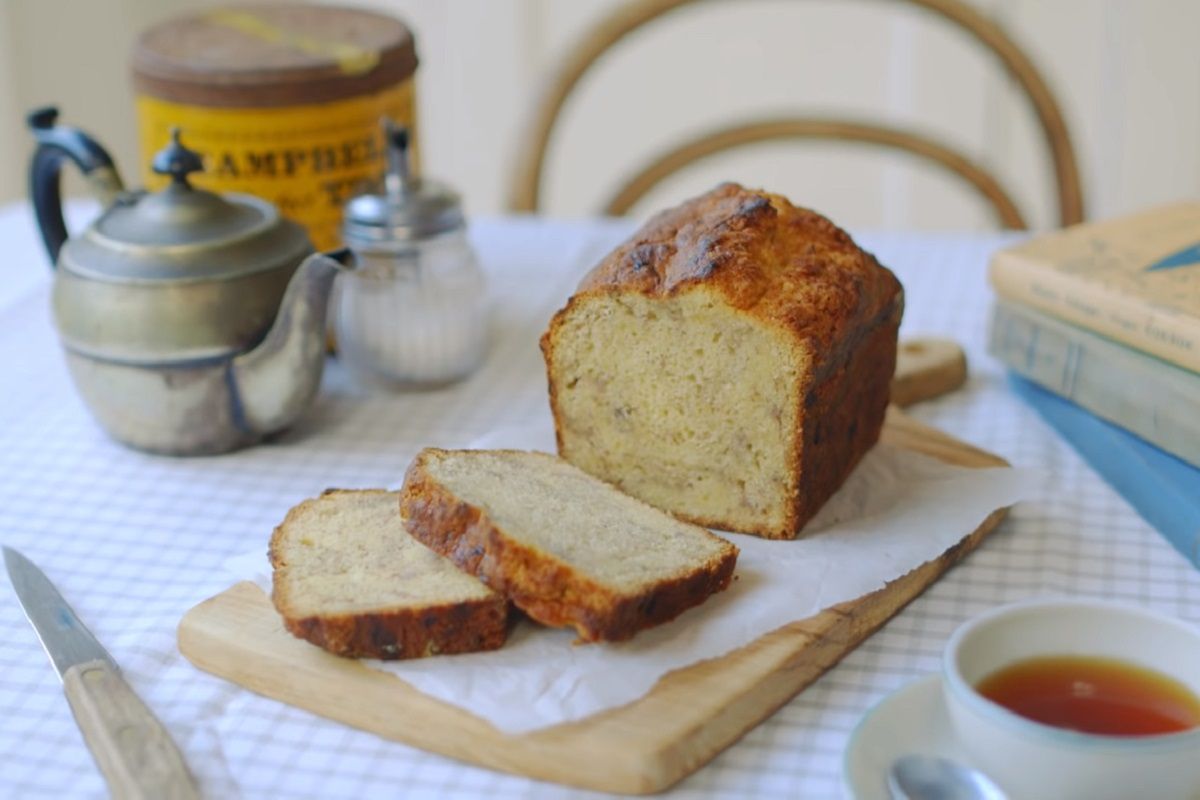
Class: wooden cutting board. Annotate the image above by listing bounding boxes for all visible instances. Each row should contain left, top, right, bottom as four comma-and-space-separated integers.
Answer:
178, 356, 1007, 795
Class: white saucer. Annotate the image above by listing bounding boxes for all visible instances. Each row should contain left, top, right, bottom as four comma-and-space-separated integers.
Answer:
843, 674, 976, 800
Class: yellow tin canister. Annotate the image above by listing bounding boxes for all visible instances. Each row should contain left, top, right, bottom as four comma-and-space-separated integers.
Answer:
132, 4, 418, 250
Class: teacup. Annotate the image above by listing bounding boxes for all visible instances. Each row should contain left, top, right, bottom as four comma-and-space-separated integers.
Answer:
942, 598, 1200, 800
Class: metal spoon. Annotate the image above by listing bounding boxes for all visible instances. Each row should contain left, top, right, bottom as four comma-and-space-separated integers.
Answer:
887, 754, 1008, 800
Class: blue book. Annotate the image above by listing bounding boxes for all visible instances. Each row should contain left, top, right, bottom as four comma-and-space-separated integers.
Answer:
1009, 374, 1200, 569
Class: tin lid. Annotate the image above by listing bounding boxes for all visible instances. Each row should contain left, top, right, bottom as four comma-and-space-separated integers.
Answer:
342, 123, 464, 245
132, 4, 418, 107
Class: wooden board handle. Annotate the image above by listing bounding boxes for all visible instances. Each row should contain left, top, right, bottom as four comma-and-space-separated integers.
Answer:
63, 659, 199, 800
891, 337, 968, 407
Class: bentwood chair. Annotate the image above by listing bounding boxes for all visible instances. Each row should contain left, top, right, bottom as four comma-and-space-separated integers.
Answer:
508, 0, 1085, 230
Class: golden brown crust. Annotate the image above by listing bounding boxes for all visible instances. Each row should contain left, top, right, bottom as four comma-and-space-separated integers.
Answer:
540, 183, 903, 540
790, 305, 899, 534
569, 182, 902, 354
399, 450, 739, 643
269, 489, 509, 660
274, 598, 509, 660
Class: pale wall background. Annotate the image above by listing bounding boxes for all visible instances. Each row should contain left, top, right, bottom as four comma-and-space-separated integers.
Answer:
0, 0, 1196, 230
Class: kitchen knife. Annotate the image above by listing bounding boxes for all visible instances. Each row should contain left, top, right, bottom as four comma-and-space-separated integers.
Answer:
4, 546, 199, 799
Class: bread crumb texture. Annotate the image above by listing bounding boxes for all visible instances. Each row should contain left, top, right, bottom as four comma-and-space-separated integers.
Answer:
270, 489, 508, 659
542, 182, 903, 539
400, 449, 739, 643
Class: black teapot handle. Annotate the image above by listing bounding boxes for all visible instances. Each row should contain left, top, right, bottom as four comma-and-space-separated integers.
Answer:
27, 107, 124, 267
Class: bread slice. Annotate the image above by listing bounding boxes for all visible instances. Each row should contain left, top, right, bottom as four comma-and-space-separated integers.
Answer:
541, 183, 902, 539
269, 489, 508, 659
399, 448, 739, 643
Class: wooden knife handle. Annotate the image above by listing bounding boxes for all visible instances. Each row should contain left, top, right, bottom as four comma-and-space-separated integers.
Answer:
63, 659, 200, 800
891, 337, 968, 408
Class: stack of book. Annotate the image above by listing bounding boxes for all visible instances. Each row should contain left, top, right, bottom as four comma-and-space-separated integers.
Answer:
986, 202, 1200, 568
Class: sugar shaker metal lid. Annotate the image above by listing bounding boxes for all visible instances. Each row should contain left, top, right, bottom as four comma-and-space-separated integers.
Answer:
342, 121, 464, 245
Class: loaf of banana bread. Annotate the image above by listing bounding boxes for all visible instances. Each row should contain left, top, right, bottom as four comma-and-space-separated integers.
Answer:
541, 183, 903, 539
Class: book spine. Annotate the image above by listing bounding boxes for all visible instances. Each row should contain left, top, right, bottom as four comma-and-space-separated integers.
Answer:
988, 251, 1200, 374
988, 301, 1200, 469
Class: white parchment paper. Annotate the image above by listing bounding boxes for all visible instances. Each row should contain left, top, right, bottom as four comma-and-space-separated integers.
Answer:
228, 419, 1035, 734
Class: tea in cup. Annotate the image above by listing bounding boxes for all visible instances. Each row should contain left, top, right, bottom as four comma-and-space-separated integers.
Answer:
942, 599, 1200, 800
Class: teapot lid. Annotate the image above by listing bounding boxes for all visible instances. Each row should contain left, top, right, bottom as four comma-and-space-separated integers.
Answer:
65, 129, 309, 281
342, 122, 464, 246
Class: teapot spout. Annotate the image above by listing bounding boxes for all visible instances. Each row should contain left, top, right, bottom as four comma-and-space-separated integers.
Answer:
230, 248, 355, 438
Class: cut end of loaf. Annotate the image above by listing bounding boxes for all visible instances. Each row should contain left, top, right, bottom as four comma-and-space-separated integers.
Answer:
544, 288, 804, 538
400, 449, 739, 642
269, 489, 508, 659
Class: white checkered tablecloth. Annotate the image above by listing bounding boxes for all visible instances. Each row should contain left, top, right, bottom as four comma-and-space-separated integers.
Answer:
1, 200, 1198, 800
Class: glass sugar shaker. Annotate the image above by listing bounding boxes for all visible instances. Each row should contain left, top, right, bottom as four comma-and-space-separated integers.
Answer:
335, 122, 489, 388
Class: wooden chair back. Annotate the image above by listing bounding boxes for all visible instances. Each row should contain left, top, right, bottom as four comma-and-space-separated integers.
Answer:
508, 0, 1085, 229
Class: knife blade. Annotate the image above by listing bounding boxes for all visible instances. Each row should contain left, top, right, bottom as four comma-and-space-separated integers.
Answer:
4, 546, 199, 799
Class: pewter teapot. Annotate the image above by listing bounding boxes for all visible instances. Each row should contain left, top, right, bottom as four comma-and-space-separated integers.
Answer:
28, 107, 355, 455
